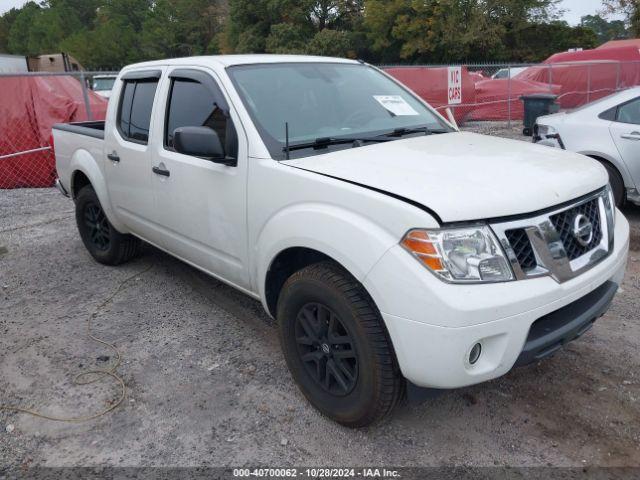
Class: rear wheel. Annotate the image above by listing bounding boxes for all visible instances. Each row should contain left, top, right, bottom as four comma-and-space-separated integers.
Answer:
277, 261, 403, 427
75, 185, 141, 265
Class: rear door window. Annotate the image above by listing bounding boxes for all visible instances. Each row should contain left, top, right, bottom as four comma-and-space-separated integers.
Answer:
117, 79, 159, 144
616, 98, 640, 125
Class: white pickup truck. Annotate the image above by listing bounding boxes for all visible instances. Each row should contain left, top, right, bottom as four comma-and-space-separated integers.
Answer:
53, 55, 629, 427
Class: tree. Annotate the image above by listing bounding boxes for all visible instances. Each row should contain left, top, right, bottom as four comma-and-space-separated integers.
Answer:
265, 23, 309, 53
0, 8, 21, 53
308, 28, 353, 56
601, 0, 640, 37
581, 14, 629, 44
225, 0, 361, 55
7, 2, 43, 55
139, 0, 228, 59
58, 0, 154, 68
6, 0, 90, 56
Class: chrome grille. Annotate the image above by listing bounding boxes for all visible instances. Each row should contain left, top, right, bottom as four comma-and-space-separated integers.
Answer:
491, 189, 614, 283
504, 229, 537, 272
549, 198, 602, 260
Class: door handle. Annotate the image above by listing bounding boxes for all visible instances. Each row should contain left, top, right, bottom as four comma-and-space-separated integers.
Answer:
107, 152, 120, 162
152, 166, 170, 177
621, 132, 640, 141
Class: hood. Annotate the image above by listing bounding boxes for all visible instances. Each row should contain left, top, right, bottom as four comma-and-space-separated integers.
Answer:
537, 111, 567, 124
284, 132, 607, 223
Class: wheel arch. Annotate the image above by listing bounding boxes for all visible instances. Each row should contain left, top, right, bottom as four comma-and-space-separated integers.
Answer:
69, 150, 128, 232
255, 203, 404, 318
264, 247, 335, 318
581, 151, 632, 187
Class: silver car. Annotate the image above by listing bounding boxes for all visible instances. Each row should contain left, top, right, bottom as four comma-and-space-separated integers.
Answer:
535, 86, 640, 207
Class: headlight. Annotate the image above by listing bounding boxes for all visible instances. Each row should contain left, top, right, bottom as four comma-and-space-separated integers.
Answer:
401, 226, 514, 283
605, 183, 615, 213
603, 183, 616, 234
536, 124, 556, 137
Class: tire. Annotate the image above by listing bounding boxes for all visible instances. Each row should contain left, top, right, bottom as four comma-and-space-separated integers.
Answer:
75, 185, 141, 265
277, 261, 403, 427
599, 161, 625, 208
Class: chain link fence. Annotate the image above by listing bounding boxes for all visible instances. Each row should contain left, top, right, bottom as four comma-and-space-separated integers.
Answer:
0, 71, 117, 189
1, 61, 639, 189
384, 61, 640, 132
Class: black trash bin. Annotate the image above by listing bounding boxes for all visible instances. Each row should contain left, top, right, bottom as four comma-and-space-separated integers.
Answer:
520, 93, 559, 136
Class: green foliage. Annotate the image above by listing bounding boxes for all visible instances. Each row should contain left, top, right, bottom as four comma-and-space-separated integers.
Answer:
602, 0, 640, 37
266, 23, 310, 54
512, 22, 598, 62
581, 15, 628, 44
308, 29, 353, 57
0, 0, 619, 67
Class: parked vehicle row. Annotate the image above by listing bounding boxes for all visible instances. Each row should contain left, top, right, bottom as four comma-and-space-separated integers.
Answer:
91, 75, 117, 99
53, 55, 629, 426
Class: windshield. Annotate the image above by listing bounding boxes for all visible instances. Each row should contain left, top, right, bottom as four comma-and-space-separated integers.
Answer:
227, 62, 453, 159
93, 77, 115, 91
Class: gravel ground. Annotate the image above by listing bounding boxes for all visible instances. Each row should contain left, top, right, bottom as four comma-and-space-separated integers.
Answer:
1, 133, 640, 469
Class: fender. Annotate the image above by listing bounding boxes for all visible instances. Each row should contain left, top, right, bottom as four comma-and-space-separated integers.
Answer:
254, 202, 408, 312
69, 149, 129, 233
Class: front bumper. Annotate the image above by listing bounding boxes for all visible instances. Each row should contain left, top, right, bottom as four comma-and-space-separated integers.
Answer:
55, 178, 70, 197
363, 211, 629, 388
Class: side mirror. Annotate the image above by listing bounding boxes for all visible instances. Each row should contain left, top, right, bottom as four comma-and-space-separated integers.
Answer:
173, 126, 236, 166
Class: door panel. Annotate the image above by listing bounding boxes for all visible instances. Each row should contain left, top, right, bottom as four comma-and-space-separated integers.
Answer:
105, 73, 162, 239
610, 97, 640, 190
150, 68, 249, 289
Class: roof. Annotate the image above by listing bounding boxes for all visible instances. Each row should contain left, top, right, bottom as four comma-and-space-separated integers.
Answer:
597, 39, 640, 50
578, 86, 640, 112
123, 54, 358, 71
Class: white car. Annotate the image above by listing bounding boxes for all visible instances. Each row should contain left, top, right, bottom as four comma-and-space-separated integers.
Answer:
52, 55, 629, 426
91, 75, 117, 99
535, 87, 640, 207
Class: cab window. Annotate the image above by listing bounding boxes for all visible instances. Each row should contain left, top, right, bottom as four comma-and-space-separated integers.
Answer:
164, 76, 238, 159
117, 79, 159, 144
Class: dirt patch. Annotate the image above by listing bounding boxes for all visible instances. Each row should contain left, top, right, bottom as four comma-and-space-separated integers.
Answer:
1, 187, 639, 469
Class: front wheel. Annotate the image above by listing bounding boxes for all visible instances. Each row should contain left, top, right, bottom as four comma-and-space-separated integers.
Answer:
277, 262, 403, 427
75, 185, 141, 265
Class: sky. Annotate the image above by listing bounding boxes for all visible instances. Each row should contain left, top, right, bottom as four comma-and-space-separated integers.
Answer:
561, 0, 625, 25
0, 0, 628, 24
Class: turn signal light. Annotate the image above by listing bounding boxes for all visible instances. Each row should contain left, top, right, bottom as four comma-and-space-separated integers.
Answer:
401, 230, 445, 272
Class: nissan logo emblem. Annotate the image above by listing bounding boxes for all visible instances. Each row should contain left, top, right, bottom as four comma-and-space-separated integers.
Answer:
572, 213, 593, 247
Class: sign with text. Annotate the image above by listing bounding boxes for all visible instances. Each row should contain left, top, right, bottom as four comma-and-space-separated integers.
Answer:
447, 66, 462, 105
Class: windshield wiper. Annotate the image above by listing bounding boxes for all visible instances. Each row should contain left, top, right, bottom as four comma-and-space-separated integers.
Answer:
378, 126, 432, 137
377, 126, 450, 138
283, 136, 391, 156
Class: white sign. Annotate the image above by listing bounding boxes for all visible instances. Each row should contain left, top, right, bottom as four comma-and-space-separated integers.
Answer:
373, 95, 419, 116
447, 66, 462, 105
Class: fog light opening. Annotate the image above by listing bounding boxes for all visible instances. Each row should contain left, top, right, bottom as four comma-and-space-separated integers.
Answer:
469, 343, 482, 365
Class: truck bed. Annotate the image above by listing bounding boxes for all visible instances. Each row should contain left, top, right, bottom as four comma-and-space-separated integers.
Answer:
52, 120, 106, 195
52, 121, 105, 140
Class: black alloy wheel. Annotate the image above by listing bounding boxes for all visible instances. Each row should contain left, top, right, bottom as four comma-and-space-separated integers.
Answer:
277, 261, 404, 427
75, 185, 141, 265
84, 202, 111, 251
295, 303, 358, 396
